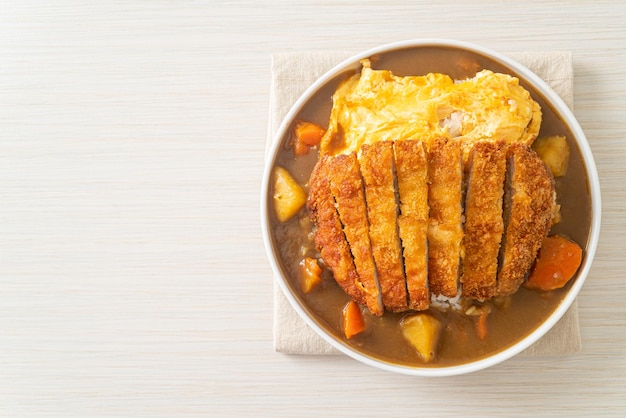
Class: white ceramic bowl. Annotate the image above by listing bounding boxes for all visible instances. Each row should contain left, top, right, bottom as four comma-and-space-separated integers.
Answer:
261, 39, 601, 376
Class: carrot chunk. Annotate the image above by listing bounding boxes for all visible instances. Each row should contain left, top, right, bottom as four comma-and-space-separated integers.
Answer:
342, 300, 366, 339
466, 305, 491, 340
299, 257, 323, 294
292, 139, 310, 157
475, 309, 489, 340
525, 235, 583, 291
294, 120, 326, 145
292, 120, 326, 156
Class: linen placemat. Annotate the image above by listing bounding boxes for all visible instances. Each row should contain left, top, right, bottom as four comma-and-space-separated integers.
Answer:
268, 50, 581, 356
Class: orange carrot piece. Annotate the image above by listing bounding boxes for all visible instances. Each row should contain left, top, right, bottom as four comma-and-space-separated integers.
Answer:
475, 309, 489, 340
342, 300, 366, 339
299, 257, 323, 294
525, 235, 583, 291
292, 120, 326, 156
292, 139, 310, 157
294, 120, 326, 145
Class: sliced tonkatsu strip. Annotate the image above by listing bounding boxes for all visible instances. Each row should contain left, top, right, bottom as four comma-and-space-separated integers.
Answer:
427, 138, 464, 298
393, 140, 430, 311
307, 155, 382, 315
360, 141, 408, 312
461, 141, 507, 301
327, 153, 384, 316
496, 143, 556, 297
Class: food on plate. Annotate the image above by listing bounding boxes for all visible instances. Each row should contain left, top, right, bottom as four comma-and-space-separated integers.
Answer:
271, 58, 588, 366
272, 166, 306, 222
291, 120, 326, 156
466, 304, 491, 340
328, 153, 384, 316
393, 140, 430, 311
532, 134, 570, 177
342, 300, 366, 339
426, 138, 464, 298
359, 141, 409, 312
400, 313, 442, 362
461, 141, 508, 300
299, 257, 323, 294
497, 143, 556, 296
308, 155, 377, 313
308, 138, 557, 310
320, 59, 541, 163
525, 235, 583, 291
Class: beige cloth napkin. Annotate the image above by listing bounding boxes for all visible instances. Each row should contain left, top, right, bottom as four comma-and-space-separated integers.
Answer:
268, 50, 581, 356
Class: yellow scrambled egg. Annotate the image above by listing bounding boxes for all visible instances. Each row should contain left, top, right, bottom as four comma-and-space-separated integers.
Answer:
320, 59, 541, 161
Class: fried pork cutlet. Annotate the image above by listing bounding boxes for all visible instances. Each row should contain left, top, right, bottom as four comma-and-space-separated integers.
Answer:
393, 140, 430, 310
360, 141, 408, 312
496, 143, 555, 297
307, 155, 376, 314
327, 153, 384, 316
461, 141, 507, 301
308, 136, 555, 312
427, 138, 464, 298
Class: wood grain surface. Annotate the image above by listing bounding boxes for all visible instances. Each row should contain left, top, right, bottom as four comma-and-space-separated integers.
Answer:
1, 1, 625, 416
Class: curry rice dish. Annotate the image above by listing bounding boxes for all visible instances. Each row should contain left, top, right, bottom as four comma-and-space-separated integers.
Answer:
270, 60, 587, 366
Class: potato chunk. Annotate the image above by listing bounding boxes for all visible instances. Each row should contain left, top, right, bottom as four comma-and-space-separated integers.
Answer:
299, 257, 323, 293
532, 135, 570, 177
272, 166, 306, 222
400, 313, 442, 362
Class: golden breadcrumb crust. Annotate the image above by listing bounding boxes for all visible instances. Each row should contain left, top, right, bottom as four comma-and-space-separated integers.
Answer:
496, 143, 555, 296
427, 138, 464, 298
461, 141, 507, 301
393, 140, 430, 310
360, 142, 408, 312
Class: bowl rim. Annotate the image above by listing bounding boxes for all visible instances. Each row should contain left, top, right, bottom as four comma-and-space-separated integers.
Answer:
260, 38, 602, 377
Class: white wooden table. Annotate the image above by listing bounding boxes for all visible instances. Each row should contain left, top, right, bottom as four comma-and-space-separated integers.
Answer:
1, 1, 625, 416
